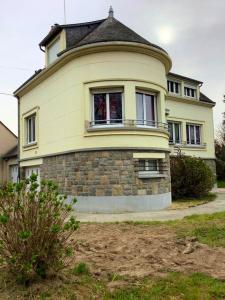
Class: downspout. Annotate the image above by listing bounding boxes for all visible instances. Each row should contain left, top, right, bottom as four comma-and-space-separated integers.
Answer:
15, 95, 20, 181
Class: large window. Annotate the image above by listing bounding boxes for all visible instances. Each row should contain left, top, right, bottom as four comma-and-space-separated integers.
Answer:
26, 114, 36, 144
167, 80, 180, 95
136, 91, 156, 126
184, 86, 196, 98
168, 122, 181, 144
47, 38, 60, 65
186, 124, 201, 145
92, 91, 123, 125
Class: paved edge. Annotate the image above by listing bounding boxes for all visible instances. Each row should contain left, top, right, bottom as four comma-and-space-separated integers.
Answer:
76, 192, 225, 223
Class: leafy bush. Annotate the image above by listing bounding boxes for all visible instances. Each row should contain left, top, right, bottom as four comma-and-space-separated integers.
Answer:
170, 156, 214, 200
0, 174, 79, 284
216, 159, 225, 180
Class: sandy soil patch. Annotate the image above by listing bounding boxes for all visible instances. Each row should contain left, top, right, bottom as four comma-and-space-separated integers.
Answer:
74, 223, 225, 280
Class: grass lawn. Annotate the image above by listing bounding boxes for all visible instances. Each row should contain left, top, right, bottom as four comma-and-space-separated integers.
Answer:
1, 211, 225, 299
170, 192, 216, 210
217, 180, 225, 188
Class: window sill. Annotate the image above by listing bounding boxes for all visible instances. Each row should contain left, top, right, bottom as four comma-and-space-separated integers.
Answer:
138, 172, 167, 179
23, 142, 38, 150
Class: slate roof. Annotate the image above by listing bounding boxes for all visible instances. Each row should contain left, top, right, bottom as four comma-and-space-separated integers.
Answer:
39, 19, 106, 48
168, 72, 203, 84
200, 92, 215, 104
40, 16, 167, 55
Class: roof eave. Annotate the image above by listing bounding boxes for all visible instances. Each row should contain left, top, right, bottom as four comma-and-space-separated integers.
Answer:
14, 41, 172, 97
168, 72, 203, 84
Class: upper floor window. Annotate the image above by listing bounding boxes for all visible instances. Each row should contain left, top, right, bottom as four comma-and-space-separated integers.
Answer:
168, 121, 181, 144
26, 114, 36, 144
136, 91, 156, 126
167, 80, 180, 95
47, 38, 60, 65
92, 90, 123, 125
186, 124, 201, 145
184, 86, 196, 98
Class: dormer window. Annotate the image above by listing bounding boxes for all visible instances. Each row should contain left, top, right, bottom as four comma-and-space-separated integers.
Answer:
47, 37, 60, 65
184, 86, 196, 98
167, 80, 180, 95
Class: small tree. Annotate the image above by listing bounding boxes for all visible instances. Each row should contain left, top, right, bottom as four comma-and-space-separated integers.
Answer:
215, 95, 225, 180
0, 174, 79, 284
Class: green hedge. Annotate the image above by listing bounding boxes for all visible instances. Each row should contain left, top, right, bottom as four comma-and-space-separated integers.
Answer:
170, 156, 214, 200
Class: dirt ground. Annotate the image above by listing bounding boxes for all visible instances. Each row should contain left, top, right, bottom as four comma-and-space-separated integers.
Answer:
74, 223, 225, 280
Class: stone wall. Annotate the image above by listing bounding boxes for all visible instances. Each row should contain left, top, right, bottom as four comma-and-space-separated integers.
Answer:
40, 150, 171, 197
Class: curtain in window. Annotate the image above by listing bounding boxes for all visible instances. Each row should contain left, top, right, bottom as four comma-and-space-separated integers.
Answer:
136, 93, 144, 125
145, 95, 155, 126
109, 93, 122, 124
94, 94, 106, 124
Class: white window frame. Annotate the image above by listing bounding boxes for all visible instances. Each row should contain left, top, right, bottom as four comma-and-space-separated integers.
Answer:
168, 121, 182, 144
139, 159, 160, 174
184, 85, 196, 98
136, 90, 157, 127
26, 114, 36, 145
186, 123, 202, 145
167, 80, 180, 95
91, 89, 124, 127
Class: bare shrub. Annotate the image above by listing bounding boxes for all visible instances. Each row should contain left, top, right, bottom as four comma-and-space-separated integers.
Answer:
0, 174, 79, 284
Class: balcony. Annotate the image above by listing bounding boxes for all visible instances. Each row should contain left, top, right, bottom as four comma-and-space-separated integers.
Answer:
87, 119, 168, 132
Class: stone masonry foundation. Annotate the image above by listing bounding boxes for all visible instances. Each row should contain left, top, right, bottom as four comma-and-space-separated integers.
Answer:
40, 150, 171, 198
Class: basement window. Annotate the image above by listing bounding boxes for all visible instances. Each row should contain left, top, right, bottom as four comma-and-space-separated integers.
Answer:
138, 159, 167, 178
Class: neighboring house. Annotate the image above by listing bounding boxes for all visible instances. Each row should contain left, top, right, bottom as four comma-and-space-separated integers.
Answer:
14, 8, 215, 212
0, 122, 18, 183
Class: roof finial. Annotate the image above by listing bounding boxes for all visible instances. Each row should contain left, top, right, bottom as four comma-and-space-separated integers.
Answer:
109, 5, 114, 18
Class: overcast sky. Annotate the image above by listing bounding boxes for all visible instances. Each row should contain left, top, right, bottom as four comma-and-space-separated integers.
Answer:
0, 0, 224, 135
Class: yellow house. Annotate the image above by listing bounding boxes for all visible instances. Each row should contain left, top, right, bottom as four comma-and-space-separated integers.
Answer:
0, 122, 18, 183
14, 8, 215, 212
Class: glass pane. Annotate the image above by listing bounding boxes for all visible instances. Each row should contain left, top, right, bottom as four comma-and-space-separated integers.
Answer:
28, 118, 32, 143
32, 115, 35, 142
174, 123, 180, 143
136, 93, 144, 125
196, 126, 201, 144
147, 160, 158, 171
175, 82, 179, 94
170, 82, 174, 93
168, 122, 173, 143
186, 125, 190, 144
109, 93, 122, 124
139, 160, 145, 171
145, 94, 155, 126
94, 94, 106, 124
48, 38, 60, 65
190, 125, 195, 144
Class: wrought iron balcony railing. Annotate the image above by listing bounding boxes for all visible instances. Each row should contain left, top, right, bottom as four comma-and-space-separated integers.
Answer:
88, 119, 168, 130
171, 141, 207, 148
